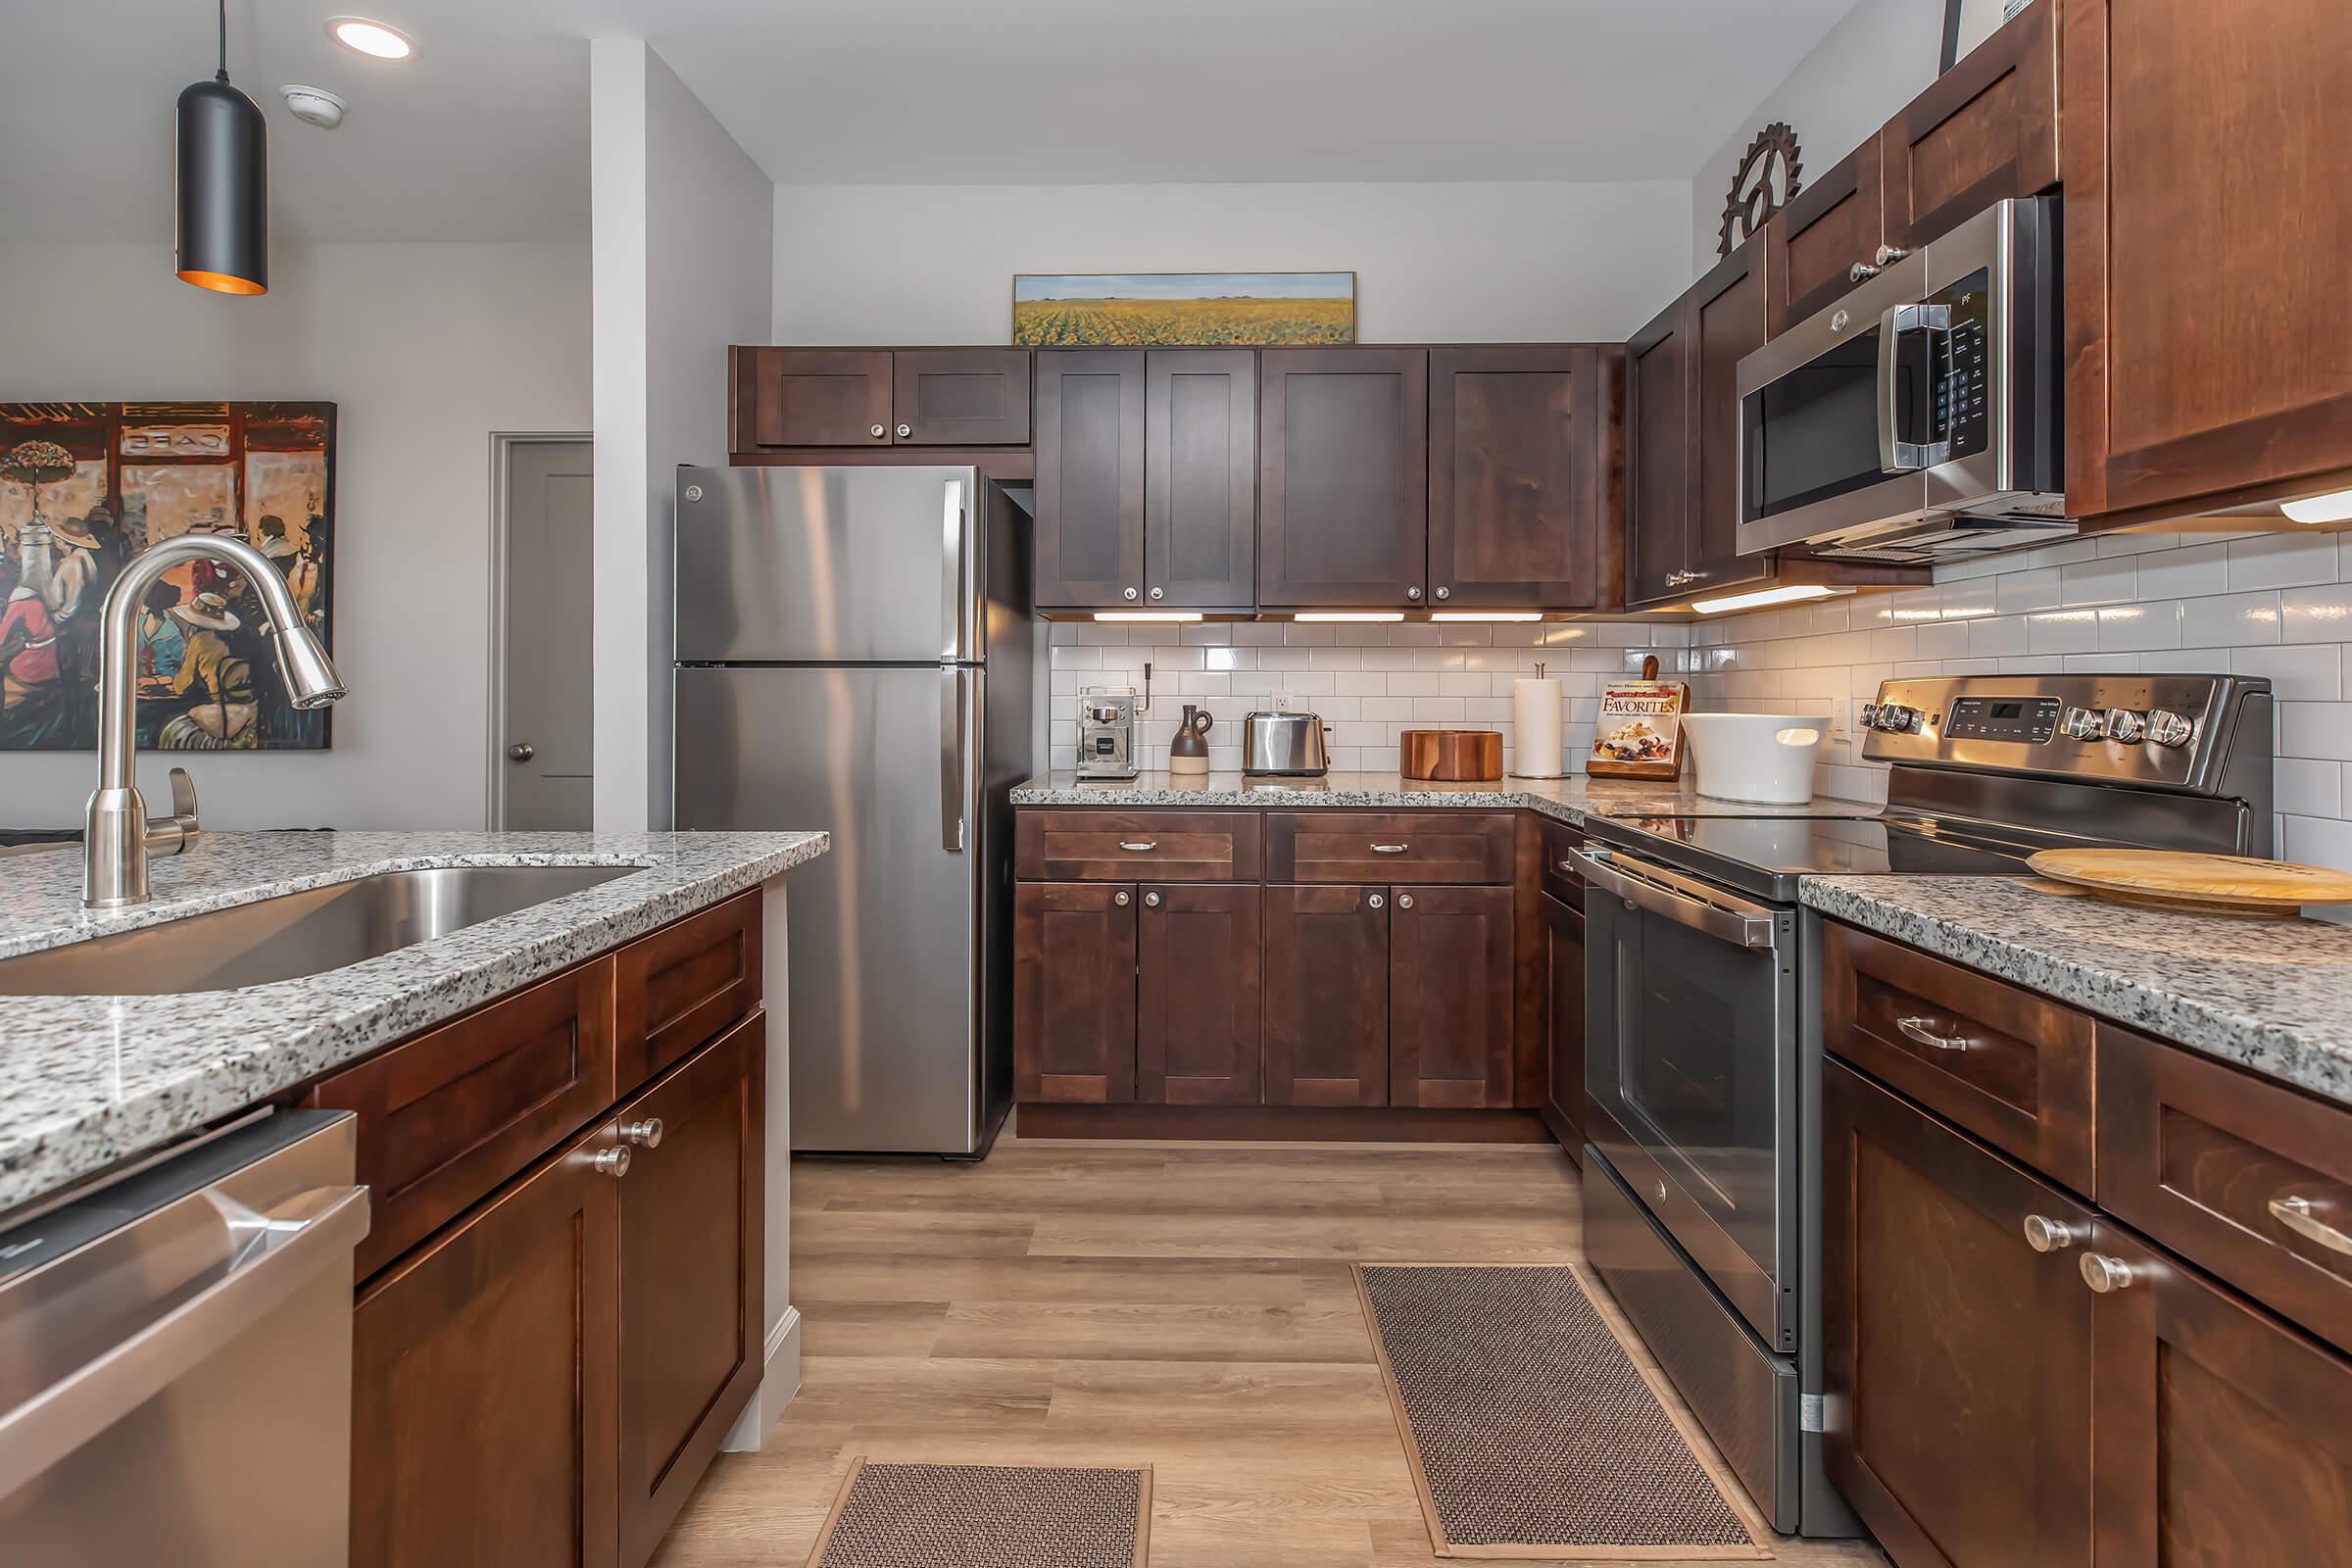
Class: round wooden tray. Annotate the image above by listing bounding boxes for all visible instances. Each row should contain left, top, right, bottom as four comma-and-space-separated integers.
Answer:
2024, 849, 2352, 917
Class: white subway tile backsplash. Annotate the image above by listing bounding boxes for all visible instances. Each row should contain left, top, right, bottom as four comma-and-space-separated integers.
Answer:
2061, 558, 2139, 607
2281, 582, 2352, 644
2228, 532, 2341, 591
2097, 603, 2181, 653
2233, 644, 2343, 703
2179, 590, 2282, 648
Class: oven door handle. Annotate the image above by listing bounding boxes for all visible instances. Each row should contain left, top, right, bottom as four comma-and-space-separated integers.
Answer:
1575, 848, 1782, 951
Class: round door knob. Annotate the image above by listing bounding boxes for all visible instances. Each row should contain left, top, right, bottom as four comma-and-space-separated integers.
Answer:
1396, 893, 1414, 909
2081, 1252, 2136, 1293
870, 423, 886, 439
1124, 587, 1139, 601
896, 423, 912, 438
1113, 890, 1131, 906
1150, 587, 1164, 601
591, 1147, 631, 1179
1434, 587, 1450, 601
1875, 245, 1910, 267
1144, 891, 1161, 907
1367, 894, 1386, 910
684, 484, 704, 503
1406, 587, 1423, 602
508, 742, 536, 762
619, 1118, 663, 1149
2023, 1214, 2082, 1252
1850, 261, 1882, 283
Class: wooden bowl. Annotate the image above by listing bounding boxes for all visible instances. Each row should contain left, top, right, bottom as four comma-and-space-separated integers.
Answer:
1400, 729, 1503, 782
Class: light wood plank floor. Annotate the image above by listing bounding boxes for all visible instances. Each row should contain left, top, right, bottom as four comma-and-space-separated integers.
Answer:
651, 1135, 1888, 1568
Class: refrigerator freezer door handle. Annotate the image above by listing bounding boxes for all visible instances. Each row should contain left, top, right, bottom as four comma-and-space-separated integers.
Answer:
940, 665, 967, 853
941, 477, 969, 662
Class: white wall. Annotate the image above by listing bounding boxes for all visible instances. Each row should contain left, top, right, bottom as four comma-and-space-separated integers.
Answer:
0, 239, 588, 829
773, 180, 1693, 345
591, 40, 774, 831
1688, 0, 1945, 274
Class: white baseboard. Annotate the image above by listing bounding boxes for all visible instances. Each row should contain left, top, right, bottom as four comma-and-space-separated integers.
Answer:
720, 1304, 803, 1453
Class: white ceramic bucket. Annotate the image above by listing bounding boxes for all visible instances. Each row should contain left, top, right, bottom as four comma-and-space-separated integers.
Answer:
1681, 712, 1826, 806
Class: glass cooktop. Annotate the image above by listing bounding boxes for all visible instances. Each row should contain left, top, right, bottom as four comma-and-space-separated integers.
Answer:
1589, 810, 2106, 901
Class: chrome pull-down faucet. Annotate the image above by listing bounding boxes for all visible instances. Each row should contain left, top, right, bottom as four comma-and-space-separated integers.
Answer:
83, 533, 346, 909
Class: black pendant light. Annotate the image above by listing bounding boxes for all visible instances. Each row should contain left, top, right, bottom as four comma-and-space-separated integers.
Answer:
176, 0, 268, 295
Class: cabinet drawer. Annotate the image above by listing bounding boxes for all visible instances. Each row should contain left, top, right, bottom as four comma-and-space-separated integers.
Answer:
1265, 811, 1513, 884
1016, 809, 1259, 882
1538, 817, 1586, 906
2097, 1023, 2352, 1356
311, 957, 619, 1279
616, 889, 763, 1088
1822, 921, 2095, 1195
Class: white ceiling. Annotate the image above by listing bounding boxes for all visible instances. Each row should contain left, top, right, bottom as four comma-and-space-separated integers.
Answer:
3, 0, 1861, 244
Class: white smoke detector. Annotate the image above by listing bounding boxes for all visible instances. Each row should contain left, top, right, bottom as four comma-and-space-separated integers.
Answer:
280, 86, 347, 129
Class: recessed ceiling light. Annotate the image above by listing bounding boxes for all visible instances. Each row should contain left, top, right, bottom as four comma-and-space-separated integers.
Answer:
327, 17, 414, 60
2281, 487, 2352, 525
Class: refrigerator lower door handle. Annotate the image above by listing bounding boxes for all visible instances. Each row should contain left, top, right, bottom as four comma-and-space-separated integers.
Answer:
940, 665, 967, 853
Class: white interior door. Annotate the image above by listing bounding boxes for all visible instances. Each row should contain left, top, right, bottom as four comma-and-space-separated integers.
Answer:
501, 439, 594, 829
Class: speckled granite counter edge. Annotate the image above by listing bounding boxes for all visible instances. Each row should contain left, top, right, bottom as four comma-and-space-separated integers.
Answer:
1802, 879, 2352, 1108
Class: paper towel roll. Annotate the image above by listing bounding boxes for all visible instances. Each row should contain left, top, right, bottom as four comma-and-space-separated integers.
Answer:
1511, 673, 1566, 778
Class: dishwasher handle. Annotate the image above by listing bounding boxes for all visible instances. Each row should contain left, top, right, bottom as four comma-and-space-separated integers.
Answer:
1575, 847, 1782, 951
0, 1181, 369, 1501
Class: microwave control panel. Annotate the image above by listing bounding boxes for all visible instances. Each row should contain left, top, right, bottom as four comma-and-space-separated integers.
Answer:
1933, 266, 1992, 461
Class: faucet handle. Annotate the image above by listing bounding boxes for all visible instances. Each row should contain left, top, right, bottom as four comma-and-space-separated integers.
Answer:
144, 767, 201, 858
169, 767, 198, 823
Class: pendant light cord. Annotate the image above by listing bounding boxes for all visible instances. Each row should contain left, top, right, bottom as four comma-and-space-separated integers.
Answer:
216, 0, 228, 81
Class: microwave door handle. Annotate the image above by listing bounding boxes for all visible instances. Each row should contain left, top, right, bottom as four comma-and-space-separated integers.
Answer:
1878, 302, 1919, 474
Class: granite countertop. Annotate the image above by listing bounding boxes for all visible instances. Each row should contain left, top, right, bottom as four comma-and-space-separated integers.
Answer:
1013, 770, 1883, 825
0, 830, 829, 1214
1805, 876, 2352, 1108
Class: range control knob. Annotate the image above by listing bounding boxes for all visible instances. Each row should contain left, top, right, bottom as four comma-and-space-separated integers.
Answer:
2062, 707, 2109, 742
1875, 703, 1921, 734
2105, 708, 2149, 745
2147, 709, 2195, 748
1859, 703, 1882, 729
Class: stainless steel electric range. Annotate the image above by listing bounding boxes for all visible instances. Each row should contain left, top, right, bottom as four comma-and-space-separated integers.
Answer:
1577, 672, 2275, 1538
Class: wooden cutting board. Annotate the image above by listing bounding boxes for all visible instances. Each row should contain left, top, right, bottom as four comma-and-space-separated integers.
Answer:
2024, 849, 2352, 916
1399, 729, 1503, 782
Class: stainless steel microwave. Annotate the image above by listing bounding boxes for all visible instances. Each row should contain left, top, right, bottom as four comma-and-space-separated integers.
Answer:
1735, 197, 2067, 564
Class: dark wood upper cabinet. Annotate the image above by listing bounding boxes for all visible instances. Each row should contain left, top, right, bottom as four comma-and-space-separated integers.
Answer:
1389, 884, 1513, 1110
1012, 881, 1138, 1103
353, 1122, 621, 1568
1625, 294, 1694, 608
1033, 350, 1145, 609
2064, 0, 2352, 522
892, 348, 1032, 445
1882, 0, 2057, 254
734, 348, 894, 449
1146, 348, 1257, 609
1262, 883, 1390, 1107
1686, 240, 1774, 604
1767, 141, 1885, 335
616, 1017, 764, 1568
1258, 348, 1430, 609
1822, 1059, 2095, 1568
1427, 345, 1612, 611
2089, 1221, 2352, 1568
1137, 883, 1262, 1105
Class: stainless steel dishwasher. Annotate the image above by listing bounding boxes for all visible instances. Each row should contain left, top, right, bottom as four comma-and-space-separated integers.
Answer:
0, 1109, 369, 1566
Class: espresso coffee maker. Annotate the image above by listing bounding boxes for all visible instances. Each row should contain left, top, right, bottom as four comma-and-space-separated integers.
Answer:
1076, 687, 1140, 780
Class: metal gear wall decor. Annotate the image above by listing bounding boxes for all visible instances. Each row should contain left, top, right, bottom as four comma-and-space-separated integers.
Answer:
1717, 122, 1804, 259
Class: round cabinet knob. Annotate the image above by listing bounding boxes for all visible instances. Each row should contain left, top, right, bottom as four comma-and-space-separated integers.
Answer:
2147, 709, 2195, 748
591, 1147, 632, 1179
1143, 891, 1161, 907
1434, 587, 1450, 601
1124, 586, 1139, 601
2081, 1252, 2136, 1293
2062, 707, 2109, 742
619, 1118, 663, 1149
2105, 709, 2148, 745
1113, 890, 1131, 906
508, 742, 536, 762
896, 423, 912, 438
1367, 894, 1386, 910
1875, 245, 1910, 267
1396, 893, 1414, 909
1406, 587, 1423, 602
1850, 261, 1882, 283
2023, 1214, 2082, 1252
870, 423, 887, 439
1150, 587, 1164, 601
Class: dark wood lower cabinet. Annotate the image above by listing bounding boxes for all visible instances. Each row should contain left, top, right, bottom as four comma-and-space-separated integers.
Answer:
1262, 885, 1390, 1107
2089, 1223, 2352, 1567
1389, 885, 1513, 1109
1540, 891, 1584, 1151
615, 1017, 765, 1567
1137, 883, 1261, 1105
1822, 1058, 2095, 1568
353, 1120, 622, 1568
1012, 881, 1138, 1103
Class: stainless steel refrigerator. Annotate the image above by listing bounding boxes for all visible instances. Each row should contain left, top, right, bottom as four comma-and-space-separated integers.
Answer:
672, 466, 1033, 1155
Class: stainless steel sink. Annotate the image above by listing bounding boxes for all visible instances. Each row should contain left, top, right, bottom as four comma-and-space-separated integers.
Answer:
0, 864, 639, 996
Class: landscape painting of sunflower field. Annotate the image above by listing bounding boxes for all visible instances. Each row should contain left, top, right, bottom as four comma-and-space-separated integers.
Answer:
1012, 271, 1355, 346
